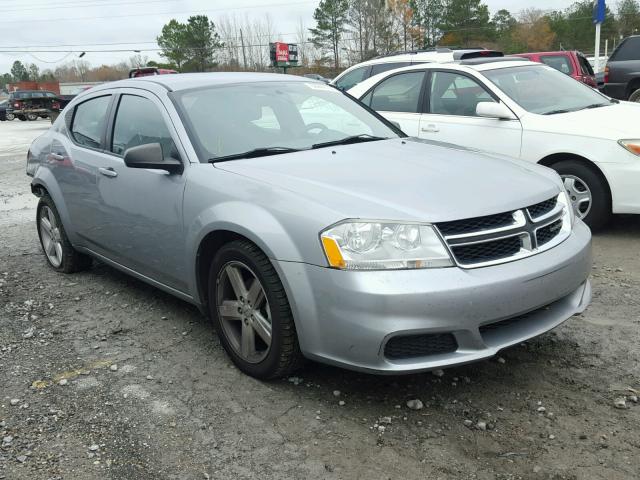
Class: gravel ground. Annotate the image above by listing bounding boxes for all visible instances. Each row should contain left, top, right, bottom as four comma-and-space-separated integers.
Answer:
1, 120, 639, 480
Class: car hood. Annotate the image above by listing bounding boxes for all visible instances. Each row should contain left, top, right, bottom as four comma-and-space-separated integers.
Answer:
215, 138, 560, 223
523, 101, 640, 139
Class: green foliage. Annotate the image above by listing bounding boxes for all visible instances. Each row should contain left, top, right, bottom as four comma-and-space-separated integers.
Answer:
309, 0, 349, 68
618, 0, 640, 37
11, 61, 29, 82
410, 0, 444, 47
157, 15, 224, 72
440, 0, 490, 45
547, 1, 617, 52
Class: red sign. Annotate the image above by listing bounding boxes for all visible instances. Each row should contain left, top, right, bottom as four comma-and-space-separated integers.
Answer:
275, 42, 289, 63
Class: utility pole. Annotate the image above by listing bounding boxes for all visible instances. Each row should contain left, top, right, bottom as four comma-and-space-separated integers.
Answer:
240, 28, 248, 70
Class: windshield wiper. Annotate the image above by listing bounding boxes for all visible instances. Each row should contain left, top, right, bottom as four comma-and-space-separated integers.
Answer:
580, 103, 609, 110
208, 147, 301, 163
542, 109, 573, 115
311, 134, 388, 150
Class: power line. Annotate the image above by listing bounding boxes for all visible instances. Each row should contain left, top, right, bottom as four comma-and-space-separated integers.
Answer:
3, 0, 181, 15
0, 1, 317, 24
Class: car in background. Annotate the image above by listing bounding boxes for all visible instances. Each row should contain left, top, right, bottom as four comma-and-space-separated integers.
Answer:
7, 90, 59, 121
129, 66, 178, 78
303, 73, 332, 83
331, 47, 501, 91
349, 58, 640, 229
513, 51, 596, 88
604, 35, 640, 102
26, 72, 591, 379
0, 99, 8, 121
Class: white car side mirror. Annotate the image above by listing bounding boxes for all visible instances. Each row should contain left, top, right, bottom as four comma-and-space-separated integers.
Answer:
476, 102, 517, 120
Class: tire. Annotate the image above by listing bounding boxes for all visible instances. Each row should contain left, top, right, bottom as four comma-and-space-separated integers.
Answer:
208, 240, 303, 379
17, 115, 27, 121
36, 196, 92, 273
6, 113, 15, 121
551, 160, 610, 230
629, 88, 640, 103
26, 113, 38, 121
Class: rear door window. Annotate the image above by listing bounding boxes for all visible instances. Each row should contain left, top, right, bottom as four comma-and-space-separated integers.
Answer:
111, 94, 177, 158
70, 95, 112, 149
610, 37, 640, 61
366, 71, 426, 113
540, 55, 574, 75
334, 66, 370, 91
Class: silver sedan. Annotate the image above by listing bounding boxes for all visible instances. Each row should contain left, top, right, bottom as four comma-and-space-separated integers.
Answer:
26, 73, 591, 379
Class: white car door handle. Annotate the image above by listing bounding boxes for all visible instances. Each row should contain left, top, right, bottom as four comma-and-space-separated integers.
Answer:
98, 167, 118, 178
421, 124, 439, 133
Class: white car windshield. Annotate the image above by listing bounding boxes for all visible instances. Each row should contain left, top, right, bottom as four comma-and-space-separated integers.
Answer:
173, 81, 399, 161
483, 65, 611, 115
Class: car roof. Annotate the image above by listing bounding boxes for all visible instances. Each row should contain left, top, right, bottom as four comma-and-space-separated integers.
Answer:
96, 72, 310, 92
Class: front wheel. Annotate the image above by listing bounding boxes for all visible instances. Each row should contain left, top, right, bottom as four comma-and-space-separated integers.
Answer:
26, 113, 38, 121
36, 196, 92, 273
208, 240, 303, 379
629, 88, 640, 103
17, 115, 27, 121
6, 113, 15, 121
551, 160, 610, 230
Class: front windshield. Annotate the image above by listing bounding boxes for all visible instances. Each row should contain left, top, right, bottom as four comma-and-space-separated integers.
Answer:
173, 81, 399, 161
483, 65, 610, 115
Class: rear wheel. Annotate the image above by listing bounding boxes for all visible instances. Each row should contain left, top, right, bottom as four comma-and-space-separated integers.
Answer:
26, 113, 38, 121
36, 196, 92, 273
17, 115, 27, 121
208, 240, 303, 379
629, 88, 640, 103
551, 160, 610, 230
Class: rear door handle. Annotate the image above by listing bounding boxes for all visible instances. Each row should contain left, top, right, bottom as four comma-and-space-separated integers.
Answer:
421, 124, 440, 133
98, 167, 118, 178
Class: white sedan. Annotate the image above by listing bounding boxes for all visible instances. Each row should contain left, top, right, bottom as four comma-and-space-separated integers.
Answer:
348, 59, 640, 229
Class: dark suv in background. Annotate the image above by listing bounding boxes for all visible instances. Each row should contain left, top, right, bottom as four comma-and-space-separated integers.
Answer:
604, 35, 640, 102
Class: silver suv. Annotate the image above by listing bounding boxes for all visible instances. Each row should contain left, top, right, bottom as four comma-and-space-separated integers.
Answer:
27, 73, 592, 379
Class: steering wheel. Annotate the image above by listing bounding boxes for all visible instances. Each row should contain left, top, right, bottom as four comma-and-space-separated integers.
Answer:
305, 122, 329, 135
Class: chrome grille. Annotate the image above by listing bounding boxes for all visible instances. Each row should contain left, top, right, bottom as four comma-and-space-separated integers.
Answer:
435, 194, 569, 268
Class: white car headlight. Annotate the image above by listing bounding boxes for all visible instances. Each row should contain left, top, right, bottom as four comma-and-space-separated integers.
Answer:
320, 221, 453, 270
618, 139, 640, 156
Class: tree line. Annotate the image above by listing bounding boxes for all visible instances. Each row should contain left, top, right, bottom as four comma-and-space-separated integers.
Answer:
2, 0, 640, 89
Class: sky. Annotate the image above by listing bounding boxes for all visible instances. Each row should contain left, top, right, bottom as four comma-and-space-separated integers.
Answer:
0, 0, 584, 74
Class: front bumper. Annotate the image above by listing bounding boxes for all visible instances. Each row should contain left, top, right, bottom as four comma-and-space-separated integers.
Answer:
276, 220, 592, 374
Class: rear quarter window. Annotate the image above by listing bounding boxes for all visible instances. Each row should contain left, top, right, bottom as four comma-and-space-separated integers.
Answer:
610, 37, 640, 61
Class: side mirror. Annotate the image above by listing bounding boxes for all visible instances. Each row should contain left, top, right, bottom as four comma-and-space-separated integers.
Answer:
389, 120, 402, 130
123, 143, 182, 174
476, 102, 517, 120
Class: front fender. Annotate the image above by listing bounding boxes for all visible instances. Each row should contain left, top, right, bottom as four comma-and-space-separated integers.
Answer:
184, 200, 313, 303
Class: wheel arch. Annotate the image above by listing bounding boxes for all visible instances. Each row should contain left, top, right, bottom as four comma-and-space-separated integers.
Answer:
537, 153, 613, 206
626, 77, 640, 98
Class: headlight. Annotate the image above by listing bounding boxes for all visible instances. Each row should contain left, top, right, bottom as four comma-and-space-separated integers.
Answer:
618, 139, 640, 156
320, 221, 453, 270
557, 188, 576, 227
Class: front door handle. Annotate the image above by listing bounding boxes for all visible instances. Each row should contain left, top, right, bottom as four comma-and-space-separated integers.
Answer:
421, 124, 440, 133
98, 167, 118, 178
49, 153, 64, 161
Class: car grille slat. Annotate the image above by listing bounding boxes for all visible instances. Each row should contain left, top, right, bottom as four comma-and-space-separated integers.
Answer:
451, 236, 522, 265
527, 197, 557, 219
536, 219, 563, 247
435, 195, 566, 268
437, 211, 515, 236
384, 333, 458, 360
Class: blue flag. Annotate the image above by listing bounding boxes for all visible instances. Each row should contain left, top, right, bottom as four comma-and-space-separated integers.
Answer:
593, 0, 606, 24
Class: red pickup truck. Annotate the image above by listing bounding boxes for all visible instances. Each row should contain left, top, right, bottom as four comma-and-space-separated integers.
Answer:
513, 51, 597, 88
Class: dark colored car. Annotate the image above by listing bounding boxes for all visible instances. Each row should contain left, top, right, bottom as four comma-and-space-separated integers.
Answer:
0, 99, 7, 121
513, 51, 597, 88
604, 35, 640, 102
7, 90, 58, 121
129, 66, 178, 78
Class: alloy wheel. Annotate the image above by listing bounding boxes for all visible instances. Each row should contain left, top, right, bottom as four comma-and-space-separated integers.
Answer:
39, 205, 63, 267
216, 261, 272, 363
562, 174, 592, 219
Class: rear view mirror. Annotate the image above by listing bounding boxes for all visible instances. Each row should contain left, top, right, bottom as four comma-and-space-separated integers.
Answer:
476, 102, 517, 120
123, 143, 183, 173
